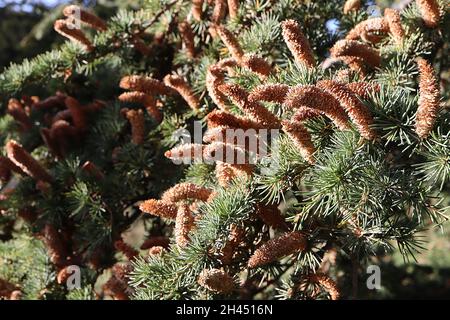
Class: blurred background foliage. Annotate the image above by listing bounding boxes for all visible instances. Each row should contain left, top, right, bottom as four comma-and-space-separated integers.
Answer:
0, 0, 448, 299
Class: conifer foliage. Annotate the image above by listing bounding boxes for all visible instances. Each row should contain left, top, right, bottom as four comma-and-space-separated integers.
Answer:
0, 0, 449, 300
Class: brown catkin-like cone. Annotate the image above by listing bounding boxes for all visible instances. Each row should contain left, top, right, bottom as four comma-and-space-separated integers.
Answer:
65, 96, 87, 131
330, 39, 381, 68
219, 83, 281, 128
139, 199, 178, 219
343, 0, 361, 14
346, 81, 380, 99
6, 140, 52, 183
415, 57, 441, 138
345, 17, 390, 43
7, 99, 32, 130
215, 161, 253, 186
103, 276, 129, 300
125, 109, 145, 145
416, 0, 441, 28
63, 5, 107, 31
119, 76, 174, 96
203, 141, 248, 164
282, 120, 316, 164
216, 25, 244, 61
227, 0, 239, 19
114, 239, 139, 260
197, 269, 235, 294
284, 85, 350, 130
309, 273, 340, 300
247, 231, 308, 268
255, 203, 288, 230
248, 84, 290, 104
54, 19, 93, 51
132, 36, 151, 55
148, 246, 165, 255
32, 94, 66, 110
161, 182, 213, 203
179, 21, 196, 58
384, 8, 405, 43
118, 91, 161, 122
0, 156, 26, 181
241, 54, 272, 78
175, 204, 195, 247
339, 55, 367, 76
164, 74, 200, 110
191, 0, 204, 21
281, 19, 315, 68
212, 0, 227, 24
164, 143, 205, 162
50, 120, 79, 157
41, 224, 68, 267
206, 65, 230, 110
207, 109, 265, 130
292, 107, 321, 122
317, 80, 375, 140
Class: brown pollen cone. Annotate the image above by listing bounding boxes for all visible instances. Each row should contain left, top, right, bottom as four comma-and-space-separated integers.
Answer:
54, 19, 93, 51
197, 268, 235, 294
175, 204, 195, 247
164, 74, 200, 110
343, 0, 361, 14
6, 140, 52, 183
384, 8, 405, 43
63, 5, 107, 31
281, 19, 315, 68
65, 96, 87, 131
119, 76, 174, 96
119, 91, 161, 122
179, 21, 196, 58
282, 120, 316, 164
125, 109, 146, 145
330, 39, 381, 68
161, 182, 213, 203
416, 0, 441, 28
247, 231, 307, 268
139, 199, 178, 219
7, 99, 32, 130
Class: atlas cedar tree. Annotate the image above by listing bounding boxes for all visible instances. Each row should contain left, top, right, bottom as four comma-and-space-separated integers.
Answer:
0, 0, 448, 300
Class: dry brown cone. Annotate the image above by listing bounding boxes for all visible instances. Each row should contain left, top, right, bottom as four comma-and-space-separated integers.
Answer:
203, 141, 248, 164
206, 65, 230, 110
219, 83, 281, 128
317, 80, 376, 140
6, 140, 52, 183
119, 75, 174, 96
164, 74, 200, 110
114, 239, 139, 260
148, 246, 165, 255
7, 99, 32, 130
0, 278, 19, 300
339, 55, 368, 77
212, 0, 227, 24
284, 85, 350, 130
50, 120, 79, 157
179, 21, 196, 58
63, 5, 107, 31
241, 54, 272, 78
345, 17, 390, 43
125, 109, 146, 145
346, 81, 380, 99
248, 231, 308, 268
81, 161, 105, 180
52, 109, 72, 123
139, 199, 178, 219
0, 156, 26, 180
255, 203, 289, 230
219, 224, 244, 264
54, 19, 93, 51
416, 0, 441, 28
164, 143, 205, 162
415, 57, 441, 138
161, 182, 214, 203
57, 266, 74, 285
140, 236, 170, 250
207, 109, 265, 130
343, 0, 361, 14
175, 204, 195, 247
215, 161, 253, 187
330, 39, 381, 68
308, 273, 340, 300
216, 25, 244, 61
32, 93, 66, 110
281, 19, 315, 68
384, 8, 405, 43
191, 0, 204, 21
197, 268, 235, 294
282, 120, 316, 164
103, 276, 129, 300
248, 84, 290, 104
65, 96, 87, 131
227, 0, 239, 19
41, 127, 62, 158
118, 91, 162, 122
41, 224, 69, 267
292, 107, 321, 122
